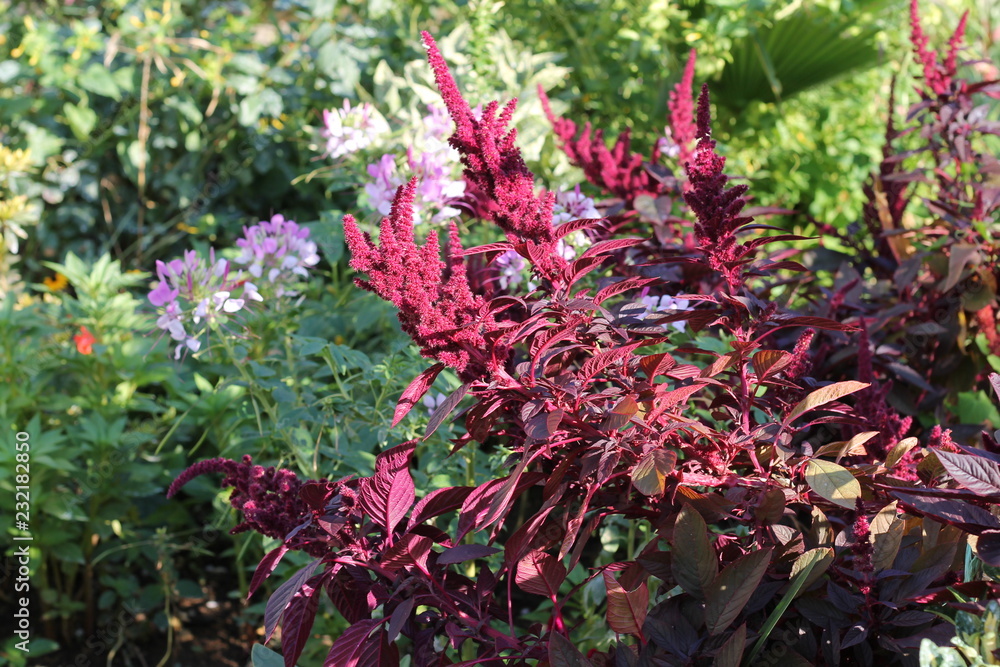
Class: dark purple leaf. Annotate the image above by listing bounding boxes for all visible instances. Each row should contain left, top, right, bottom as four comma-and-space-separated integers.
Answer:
977, 530, 1000, 566
437, 544, 501, 564
526, 409, 565, 440
704, 548, 772, 635
392, 363, 444, 427
424, 382, 471, 439
323, 619, 380, 667
386, 598, 414, 643
549, 631, 594, 667
264, 558, 321, 643
248, 544, 289, 602
891, 492, 1000, 533
408, 486, 474, 530
359, 442, 416, 535
935, 450, 1000, 496
280, 574, 324, 667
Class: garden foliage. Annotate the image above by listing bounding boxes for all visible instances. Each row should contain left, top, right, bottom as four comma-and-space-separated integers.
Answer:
171, 4, 1000, 666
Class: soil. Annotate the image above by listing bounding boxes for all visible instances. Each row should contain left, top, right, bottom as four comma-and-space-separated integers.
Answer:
7, 592, 260, 667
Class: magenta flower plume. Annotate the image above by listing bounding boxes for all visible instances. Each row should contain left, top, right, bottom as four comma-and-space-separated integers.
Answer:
344, 178, 496, 379
682, 85, 753, 288
909, 0, 968, 96
539, 86, 664, 206
421, 31, 555, 244
668, 49, 698, 167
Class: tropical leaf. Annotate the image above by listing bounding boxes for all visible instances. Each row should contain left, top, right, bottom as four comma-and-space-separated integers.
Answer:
715, 8, 880, 109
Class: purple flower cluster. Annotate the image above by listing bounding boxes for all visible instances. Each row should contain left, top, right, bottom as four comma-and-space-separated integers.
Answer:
148, 249, 262, 359
321, 100, 389, 160
362, 105, 466, 225
234, 214, 321, 298
148, 215, 319, 359
552, 186, 599, 260
638, 291, 690, 333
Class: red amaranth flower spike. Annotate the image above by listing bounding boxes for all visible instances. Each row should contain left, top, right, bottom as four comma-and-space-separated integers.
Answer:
668, 48, 698, 167
344, 179, 496, 379
539, 86, 664, 205
168, 455, 333, 556
422, 31, 556, 245
682, 84, 753, 289
910, 0, 968, 96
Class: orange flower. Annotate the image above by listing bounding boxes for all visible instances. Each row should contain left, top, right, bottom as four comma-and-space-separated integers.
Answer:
74, 326, 96, 355
43, 273, 68, 291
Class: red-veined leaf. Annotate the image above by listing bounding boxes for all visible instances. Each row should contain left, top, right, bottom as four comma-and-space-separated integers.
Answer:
768, 316, 858, 332
579, 237, 646, 260
602, 571, 648, 636
594, 277, 659, 306
408, 486, 474, 530
554, 217, 605, 240
359, 442, 416, 535
248, 544, 289, 601
456, 473, 546, 540
323, 619, 380, 667
458, 241, 514, 257
516, 550, 566, 597
751, 350, 792, 380
392, 363, 444, 427
380, 533, 433, 572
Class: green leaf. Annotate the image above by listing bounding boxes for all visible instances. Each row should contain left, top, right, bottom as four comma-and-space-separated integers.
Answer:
805, 459, 862, 508
251, 643, 299, 667
745, 548, 832, 663
78, 64, 121, 100
704, 548, 772, 635
716, 9, 880, 108
63, 102, 97, 141
670, 504, 717, 599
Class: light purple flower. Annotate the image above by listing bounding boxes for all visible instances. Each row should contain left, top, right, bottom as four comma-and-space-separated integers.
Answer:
364, 154, 403, 216
234, 214, 321, 298
408, 149, 465, 224
320, 100, 389, 160
495, 250, 526, 289
657, 127, 681, 160
638, 293, 691, 333
147, 247, 260, 359
423, 392, 448, 416
550, 186, 599, 259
